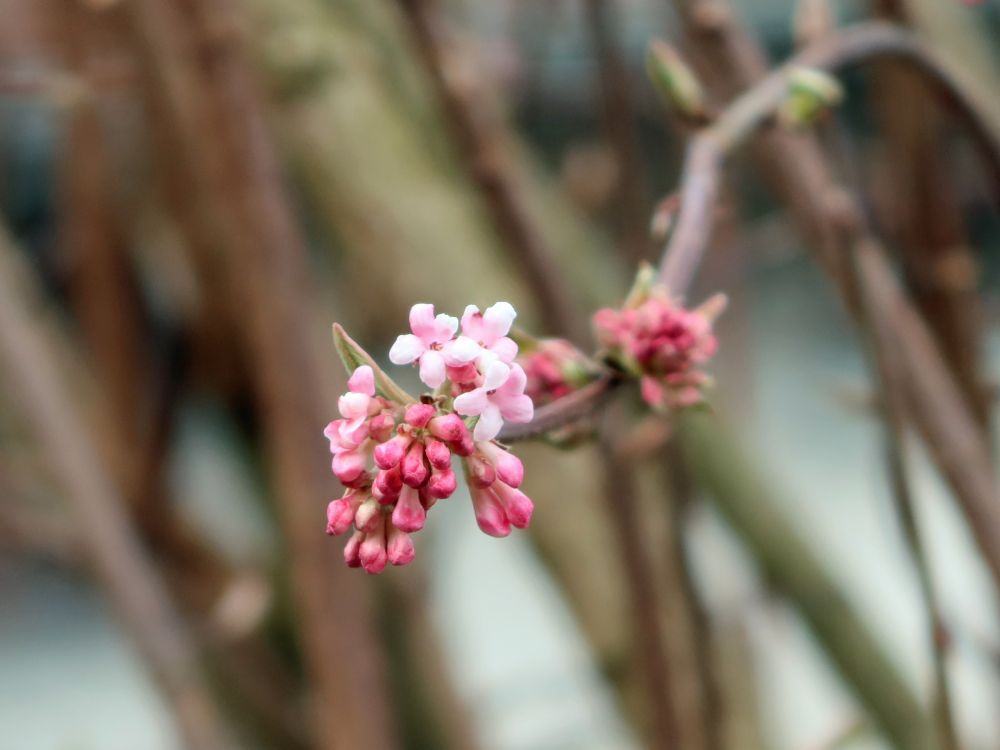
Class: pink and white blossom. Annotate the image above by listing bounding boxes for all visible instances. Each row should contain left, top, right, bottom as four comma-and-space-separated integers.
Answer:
453, 361, 534, 441
460, 302, 519, 367
389, 304, 479, 388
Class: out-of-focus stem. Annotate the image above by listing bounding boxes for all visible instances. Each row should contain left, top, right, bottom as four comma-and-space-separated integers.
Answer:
582, 0, 651, 264
123, 1, 397, 747
848, 235, 961, 750
396, 0, 584, 341
0, 225, 235, 750
678, 409, 940, 750
599, 403, 679, 749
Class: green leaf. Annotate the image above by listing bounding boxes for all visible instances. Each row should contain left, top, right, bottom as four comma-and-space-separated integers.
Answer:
332, 323, 416, 404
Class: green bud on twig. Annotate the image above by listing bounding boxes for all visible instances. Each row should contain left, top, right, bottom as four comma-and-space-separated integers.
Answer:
780, 66, 844, 127
646, 40, 709, 125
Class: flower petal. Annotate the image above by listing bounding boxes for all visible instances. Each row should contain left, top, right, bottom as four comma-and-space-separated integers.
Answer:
442, 335, 482, 365
408, 303, 437, 341
389, 334, 425, 364
347, 365, 375, 396
488, 336, 518, 364
498, 393, 533, 423
482, 302, 516, 342
460, 304, 486, 341
473, 404, 504, 441
453, 387, 488, 416
418, 350, 447, 389
496, 363, 527, 396
430, 313, 459, 344
338, 391, 371, 420
481, 360, 511, 391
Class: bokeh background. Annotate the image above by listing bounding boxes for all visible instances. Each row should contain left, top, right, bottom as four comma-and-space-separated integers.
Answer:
2, 1, 1000, 749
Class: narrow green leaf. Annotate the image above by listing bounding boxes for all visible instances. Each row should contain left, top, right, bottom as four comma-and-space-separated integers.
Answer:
332, 323, 415, 404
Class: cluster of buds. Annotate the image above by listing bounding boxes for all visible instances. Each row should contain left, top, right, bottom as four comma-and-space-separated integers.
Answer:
325, 302, 536, 573
517, 338, 594, 407
593, 268, 725, 410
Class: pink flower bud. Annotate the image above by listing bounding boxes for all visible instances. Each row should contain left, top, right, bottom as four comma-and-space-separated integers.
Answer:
424, 438, 452, 470
343, 530, 364, 568
392, 485, 426, 533
404, 403, 436, 428
493, 482, 534, 529
426, 467, 457, 499
374, 434, 410, 470
479, 442, 524, 488
332, 449, 366, 484
326, 492, 361, 536
367, 413, 395, 443
400, 440, 429, 488
466, 454, 496, 488
451, 432, 475, 457
419, 487, 438, 511
428, 414, 467, 442
470, 484, 510, 538
353, 498, 382, 534
359, 517, 388, 575
446, 362, 480, 384
387, 525, 416, 567
373, 465, 403, 503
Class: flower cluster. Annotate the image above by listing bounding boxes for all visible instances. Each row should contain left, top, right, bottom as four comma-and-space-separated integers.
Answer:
518, 338, 593, 407
324, 303, 535, 573
593, 285, 725, 410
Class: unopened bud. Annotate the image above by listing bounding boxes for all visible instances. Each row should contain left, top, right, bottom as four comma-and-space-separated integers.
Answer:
650, 193, 680, 242
780, 67, 843, 127
647, 40, 709, 124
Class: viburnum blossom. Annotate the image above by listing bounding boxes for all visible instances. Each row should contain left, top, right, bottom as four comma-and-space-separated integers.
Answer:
388, 304, 479, 388
325, 302, 536, 573
593, 283, 725, 409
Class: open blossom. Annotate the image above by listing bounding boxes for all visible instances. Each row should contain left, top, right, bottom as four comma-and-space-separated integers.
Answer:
593, 286, 725, 409
389, 304, 479, 388
460, 302, 519, 367
325, 301, 537, 574
454, 361, 534, 442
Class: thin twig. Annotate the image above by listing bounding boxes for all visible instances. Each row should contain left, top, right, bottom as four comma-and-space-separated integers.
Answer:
396, 0, 584, 341
0, 226, 235, 750
846, 235, 961, 750
124, 1, 397, 747
599, 403, 679, 749
582, 0, 652, 264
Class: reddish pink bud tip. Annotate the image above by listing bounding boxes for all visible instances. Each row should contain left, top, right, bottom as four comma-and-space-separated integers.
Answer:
326, 498, 355, 536
495, 483, 534, 529
367, 413, 395, 443
428, 414, 467, 443
480, 442, 524, 488
387, 526, 416, 566
373, 466, 403, 503
404, 403, 436, 428
471, 485, 511, 538
424, 438, 452, 470
343, 531, 364, 568
332, 450, 366, 484
374, 435, 410, 470
426, 468, 457, 499
452, 434, 475, 457
400, 441, 430, 488
392, 486, 426, 533
467, 454, 496, 488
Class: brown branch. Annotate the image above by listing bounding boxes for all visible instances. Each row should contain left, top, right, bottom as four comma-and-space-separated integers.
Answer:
599, 403, 679, 749
582, 0, 652, 264
0, 226, 235, 750
846, 234, 961, 750
659, 21, 1000, 294
396, 0, 584, 341
123, 1, 397, 748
